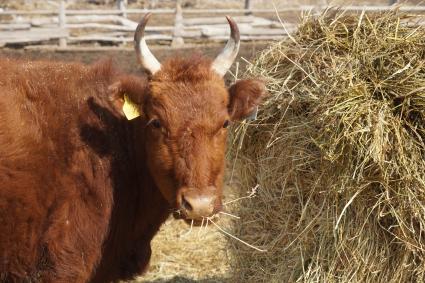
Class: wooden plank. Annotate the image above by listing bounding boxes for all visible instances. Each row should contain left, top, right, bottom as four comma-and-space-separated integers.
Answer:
72, 31, 127, 38
209, 35, 287, 41
0, 10, 57, 15
0, 28, 68, 45
201, 26, 296, 37
30, 16, 170, 31
0, 23, 31, 30
181, 30, 202, 38
66, 23, 134, 31
117, 17, 138, 28
68, 34, 171, 42
65, 9, 174, 15
183, 15, 257, 25
183, 16, 278, 28
31, 15, 136, 26
31, 18, 57, 26
183, 20, 279, 32
69, 36, 133, 42
65, 23, 173, 32
0, 28, 68, 38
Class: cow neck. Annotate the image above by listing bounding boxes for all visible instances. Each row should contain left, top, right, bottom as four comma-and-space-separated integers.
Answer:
91, 118, 170, 283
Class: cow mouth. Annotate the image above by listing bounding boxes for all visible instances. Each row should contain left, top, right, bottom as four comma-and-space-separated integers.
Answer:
172, 204, 222, 226
173, 211, 218, 227
174, 186, 222, 222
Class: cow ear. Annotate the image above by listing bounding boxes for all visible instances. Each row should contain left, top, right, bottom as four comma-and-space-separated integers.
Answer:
228, 79, 267, 121
108, 76, 148, 120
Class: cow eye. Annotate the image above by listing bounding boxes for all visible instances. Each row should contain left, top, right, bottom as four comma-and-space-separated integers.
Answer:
151, 119, 161, 129
223, 120, 230, 128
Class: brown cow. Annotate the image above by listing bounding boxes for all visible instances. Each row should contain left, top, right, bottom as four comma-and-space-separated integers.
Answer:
0, 14, 265, 283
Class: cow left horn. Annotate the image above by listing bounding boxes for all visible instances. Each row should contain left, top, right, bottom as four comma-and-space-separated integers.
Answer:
211, 16, 240, 77
134, 13, 161, 74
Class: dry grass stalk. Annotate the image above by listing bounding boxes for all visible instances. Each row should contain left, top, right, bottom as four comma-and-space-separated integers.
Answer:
230, 9, 425, 282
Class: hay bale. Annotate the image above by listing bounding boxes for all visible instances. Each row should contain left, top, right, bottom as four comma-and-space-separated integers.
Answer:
231, 10, 425, 282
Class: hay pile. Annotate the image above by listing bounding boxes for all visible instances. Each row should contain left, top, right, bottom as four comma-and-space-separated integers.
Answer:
135, 184, 241, 282
231, 10, 425, 282
137, 196, 235, 282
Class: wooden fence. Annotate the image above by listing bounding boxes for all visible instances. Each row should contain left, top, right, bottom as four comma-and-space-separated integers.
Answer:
0, 0, 424, 49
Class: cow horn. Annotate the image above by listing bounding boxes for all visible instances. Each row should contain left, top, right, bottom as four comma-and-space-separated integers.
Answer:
211, 16, 240, 77
134, 13, 161, 74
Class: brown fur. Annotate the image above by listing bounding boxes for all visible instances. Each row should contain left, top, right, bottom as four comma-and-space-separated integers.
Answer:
0, 55, 266, 283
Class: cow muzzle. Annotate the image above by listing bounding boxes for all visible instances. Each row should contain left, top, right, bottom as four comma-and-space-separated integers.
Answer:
177, 186, 219, 220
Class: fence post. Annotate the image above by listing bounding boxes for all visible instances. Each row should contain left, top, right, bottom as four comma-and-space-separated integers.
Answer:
244, 0, 252, 15
58, 0, 67, 48
117, 0, 127, 18
149, 0, 158, 9
171, 1, 184, 47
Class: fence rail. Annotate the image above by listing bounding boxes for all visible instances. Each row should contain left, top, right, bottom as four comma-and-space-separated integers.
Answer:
0, 1, 424, 49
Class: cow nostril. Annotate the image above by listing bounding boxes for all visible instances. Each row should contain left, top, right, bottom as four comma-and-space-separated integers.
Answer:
179, 189, 217, 219
181, 195, 193, 212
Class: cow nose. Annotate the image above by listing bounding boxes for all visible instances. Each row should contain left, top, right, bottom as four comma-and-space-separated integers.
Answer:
179, 187, 217, 220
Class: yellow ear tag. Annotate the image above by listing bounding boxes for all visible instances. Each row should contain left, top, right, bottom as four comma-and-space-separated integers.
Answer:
122, 94, 141, 120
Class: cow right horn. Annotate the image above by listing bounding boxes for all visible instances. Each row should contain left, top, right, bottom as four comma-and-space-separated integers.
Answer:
211, 16, 240, 77
134, 13, 161, 75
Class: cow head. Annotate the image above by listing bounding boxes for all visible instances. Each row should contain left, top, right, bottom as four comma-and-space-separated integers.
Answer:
110, 14, 266, 221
